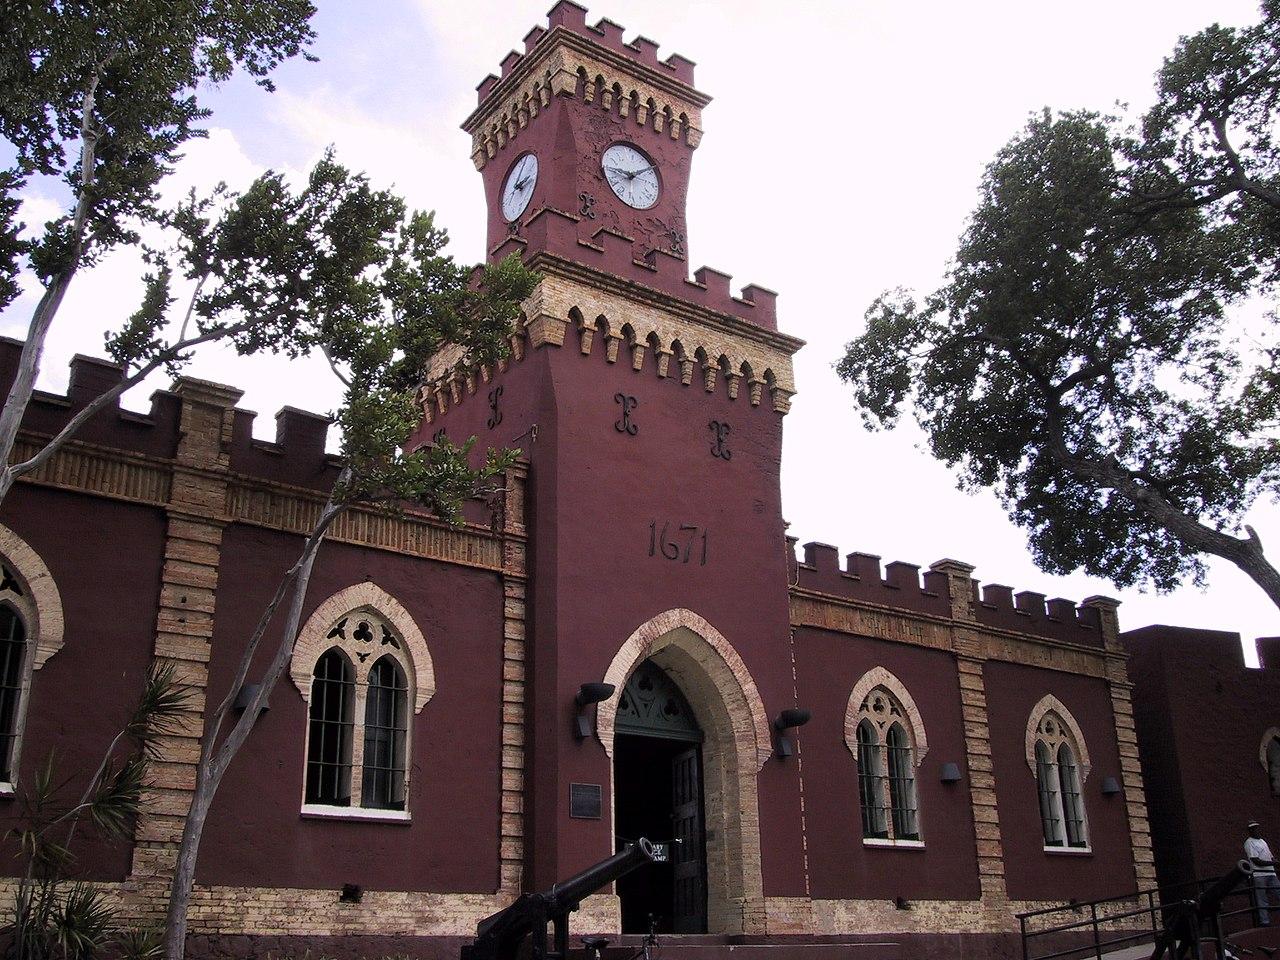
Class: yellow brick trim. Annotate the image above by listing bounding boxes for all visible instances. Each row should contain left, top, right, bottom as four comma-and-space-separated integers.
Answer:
0, 522, 63, 669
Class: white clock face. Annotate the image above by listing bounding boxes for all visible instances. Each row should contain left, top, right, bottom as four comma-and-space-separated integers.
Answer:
501, 153, 538, 222
602, 143, 660, 210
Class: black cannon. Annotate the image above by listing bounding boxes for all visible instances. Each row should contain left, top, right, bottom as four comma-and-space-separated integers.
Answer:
463, 838, 659, 960
1150, 859, 1255, 959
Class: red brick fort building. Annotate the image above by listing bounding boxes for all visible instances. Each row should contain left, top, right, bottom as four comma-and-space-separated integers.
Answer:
0, 5, 1275, 959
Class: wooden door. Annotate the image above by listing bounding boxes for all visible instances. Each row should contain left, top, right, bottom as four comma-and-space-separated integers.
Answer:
671, 746, 706, 933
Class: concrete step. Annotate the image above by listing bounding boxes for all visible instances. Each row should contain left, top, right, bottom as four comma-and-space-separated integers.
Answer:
570, 936, 901, 960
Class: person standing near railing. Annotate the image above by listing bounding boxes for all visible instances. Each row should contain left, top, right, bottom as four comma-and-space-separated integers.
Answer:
1246, 820, 1279, 927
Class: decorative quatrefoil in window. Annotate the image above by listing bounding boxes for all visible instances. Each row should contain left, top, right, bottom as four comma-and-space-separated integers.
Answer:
354, 620, 374, 644
327, 618, 347, 640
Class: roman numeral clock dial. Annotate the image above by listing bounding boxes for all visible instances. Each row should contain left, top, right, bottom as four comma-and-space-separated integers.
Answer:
602, 143, 660, 210
501, 152, 538, 222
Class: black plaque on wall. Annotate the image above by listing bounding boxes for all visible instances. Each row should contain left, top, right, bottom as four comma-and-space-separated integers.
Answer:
569, 782, 603, 819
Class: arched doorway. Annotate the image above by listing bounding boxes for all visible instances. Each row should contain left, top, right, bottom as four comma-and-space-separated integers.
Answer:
598, 609, 770, 936
613, 659, 706, 934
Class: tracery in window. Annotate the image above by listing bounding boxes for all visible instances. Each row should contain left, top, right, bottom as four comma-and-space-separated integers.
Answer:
1032, 710, 1089, 850
853, 687, 921, 842
301, 608, 417, 814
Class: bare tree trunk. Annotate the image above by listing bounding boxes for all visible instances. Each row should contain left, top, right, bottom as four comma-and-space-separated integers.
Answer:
162, 475, 348, 960
0, 74, 104, 505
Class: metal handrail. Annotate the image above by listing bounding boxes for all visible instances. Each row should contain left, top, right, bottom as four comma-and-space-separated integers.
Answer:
1017, 867, 1259, 960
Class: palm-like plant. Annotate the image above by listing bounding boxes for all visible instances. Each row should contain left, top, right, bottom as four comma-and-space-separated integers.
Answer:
6, 664, 189, 960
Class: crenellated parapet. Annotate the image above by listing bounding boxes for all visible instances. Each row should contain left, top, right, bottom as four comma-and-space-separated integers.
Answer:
3, 340, 495, 532
419, 262, 800, 426
491, 215, 782, 332
789, 537, 1108, 648
464, 0, 707, 171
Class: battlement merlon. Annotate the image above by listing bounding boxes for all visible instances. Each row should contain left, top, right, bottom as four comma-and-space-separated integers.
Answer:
789, 538, 1117, 647
463, 1, 710, 172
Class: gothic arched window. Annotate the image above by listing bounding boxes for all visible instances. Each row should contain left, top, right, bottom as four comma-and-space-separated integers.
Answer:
0, 527, 65, 793
853, 687, 921, 843
299, 607, 421, 815
291, 584, 436, 819
1033, 710, 1089, 849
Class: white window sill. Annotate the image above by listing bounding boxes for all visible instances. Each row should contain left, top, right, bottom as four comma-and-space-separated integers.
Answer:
1044, 844, 1092, 855
301, 804, 411, 824
863, 838, 925, 849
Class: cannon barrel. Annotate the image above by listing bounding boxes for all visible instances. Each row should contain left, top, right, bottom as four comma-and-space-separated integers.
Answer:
547, 838, 657, 913
1196, 859, 1254, 918
464, 839, 658, 960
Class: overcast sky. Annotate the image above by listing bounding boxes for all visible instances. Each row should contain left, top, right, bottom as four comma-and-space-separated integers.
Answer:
4, 0, 1277, 652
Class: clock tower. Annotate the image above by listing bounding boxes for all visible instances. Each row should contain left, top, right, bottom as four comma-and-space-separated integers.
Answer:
412, 2, 805, 935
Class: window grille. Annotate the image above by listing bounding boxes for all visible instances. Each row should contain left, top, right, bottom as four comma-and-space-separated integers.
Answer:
856, 719, 887, 838
0, 607, 25, 782
1036, 740, 1062, 845
1033, 711, 1088, 849
886, 723, 919, 841
855, 688, 921, 842
1057, 744, 1086, 847
306, 649, 355, 806
362, 656, 408, 810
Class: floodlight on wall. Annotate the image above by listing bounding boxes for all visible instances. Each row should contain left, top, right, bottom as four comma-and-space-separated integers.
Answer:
940, 762, 962, 784
1101, 776, 1122, 797
774, 708, 811, 758
573, 682, 616, 740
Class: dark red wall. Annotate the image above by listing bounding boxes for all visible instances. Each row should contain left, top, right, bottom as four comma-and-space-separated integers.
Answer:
1124, 625, 1280, 889
0, 485, 166, 881
534, 337, 802, 894
794, 629, 981, 901
414, 328, 804, 895
195, 523, 507, 893
984, 661, 1135, 901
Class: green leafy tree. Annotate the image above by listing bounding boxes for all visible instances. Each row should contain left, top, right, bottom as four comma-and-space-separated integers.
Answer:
0, 0, 317, 502
7, 664, 188, 960
156, 157, 537, 960
838, 4, 1280, 613
2, 8, 541, 958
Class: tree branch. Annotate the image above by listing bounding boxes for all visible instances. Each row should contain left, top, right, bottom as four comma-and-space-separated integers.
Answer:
1212, 114, 1280, 210
1042, 398, 1280, 608
5, 317, 259, 487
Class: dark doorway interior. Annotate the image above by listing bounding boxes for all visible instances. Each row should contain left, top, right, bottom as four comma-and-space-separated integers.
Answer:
614, 733, 707, 934
613, 659, 708, 933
